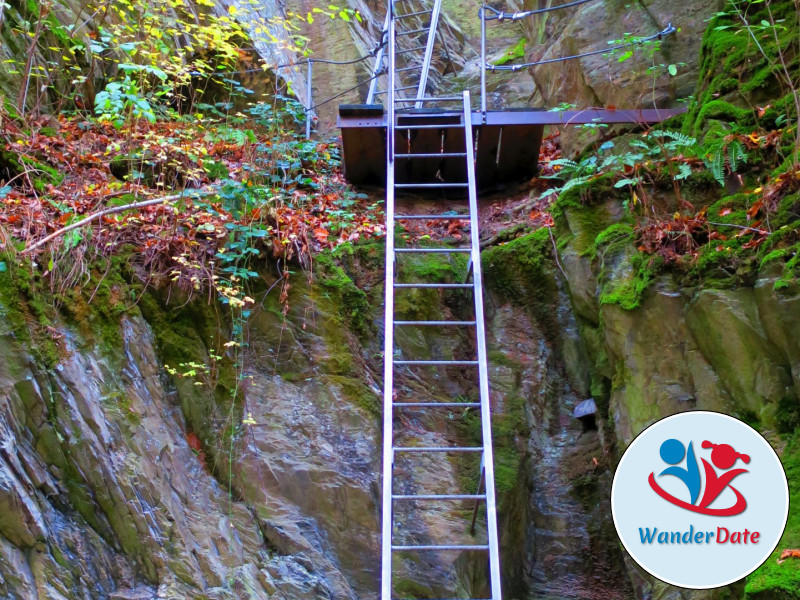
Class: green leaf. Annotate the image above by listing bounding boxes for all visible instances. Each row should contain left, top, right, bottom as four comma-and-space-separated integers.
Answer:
0, 262, 6, 273
668, 64, 678, 76
761, 20, 771, 27
48, 258, 54, 271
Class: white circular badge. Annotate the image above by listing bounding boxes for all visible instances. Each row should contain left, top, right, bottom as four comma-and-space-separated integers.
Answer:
611, 411, 789, 589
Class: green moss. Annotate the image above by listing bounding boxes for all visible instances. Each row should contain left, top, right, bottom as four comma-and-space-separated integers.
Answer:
314, 250, 371, 336
684, 0, 799, 137
775, 398, 800, 434
693, 101, 754, 133
483, 228, 559, 337
492, 38, 526, 66
551, 174, 626, 249
598, 252, 662, 310
18, 155, 64, 192
745, 432, 800, 599
326, 375, 379, 416
591, 223, 635, 258
393, 578, 436, 599
136, 286, 237, 454
0, 255, 61, 367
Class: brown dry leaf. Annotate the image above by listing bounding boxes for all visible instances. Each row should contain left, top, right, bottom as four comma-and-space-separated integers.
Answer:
777, 549, 800, 564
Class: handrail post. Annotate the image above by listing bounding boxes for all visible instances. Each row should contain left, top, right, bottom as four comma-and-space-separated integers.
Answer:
306, 60, 313, 139
480, 6, 487, 119
367, 10, 391, 104
414, 0, 444, 108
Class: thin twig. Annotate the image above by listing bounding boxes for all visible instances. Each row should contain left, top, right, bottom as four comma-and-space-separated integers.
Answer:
21, 190, 213, 254
706, 221, 768, 233
547, 226, 568, 280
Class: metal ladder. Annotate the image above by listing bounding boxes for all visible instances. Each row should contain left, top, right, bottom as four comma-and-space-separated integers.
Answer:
368, 0, 445, 108
380, 3, 502, 598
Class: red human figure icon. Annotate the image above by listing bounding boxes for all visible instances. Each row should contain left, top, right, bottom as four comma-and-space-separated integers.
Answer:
698, 441, 750, 510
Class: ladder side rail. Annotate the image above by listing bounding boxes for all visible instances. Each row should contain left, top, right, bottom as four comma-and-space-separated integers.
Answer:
380, 3, 397, 600
367, 10, 391, 104
414, 0, 444, 108
462, 89, 503, 599
480, 6, 487, 117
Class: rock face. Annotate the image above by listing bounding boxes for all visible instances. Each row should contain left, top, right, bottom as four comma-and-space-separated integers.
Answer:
0, 314, 356, 599
518, 0, 714, 110
0, 239, 641, 599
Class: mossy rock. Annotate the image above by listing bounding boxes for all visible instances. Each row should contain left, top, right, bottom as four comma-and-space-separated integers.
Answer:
745, 432, 800, 599
483, 228, 561, 339
684, 0, 799, 136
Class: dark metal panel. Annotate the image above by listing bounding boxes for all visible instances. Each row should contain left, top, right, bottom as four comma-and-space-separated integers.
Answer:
338, 106, 685, 190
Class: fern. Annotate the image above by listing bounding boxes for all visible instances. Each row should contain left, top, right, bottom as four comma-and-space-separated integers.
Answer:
649, 129, 697, 147
727, 140, 748, 173
548, 158, 578, 170
708, 148, 726, 186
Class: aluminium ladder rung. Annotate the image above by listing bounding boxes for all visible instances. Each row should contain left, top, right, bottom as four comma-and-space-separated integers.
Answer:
393, 402, 482, 408
393, 446, 483, 453
395, 123, 463, 130
395, 9, 430, 18
396, 45, 428, 55
392, 545, 489, 552
394, 320, 476, 326
375, 85, 417, 95
392, 494, 486, 500
395, 152, 468, 158
394, 183, 469, 189
397, 27, 429, 36
394, 283, 473, 289
395, 214, 469, 220
397, 96, 463, 103
394, 248, 470, 254
395, 360, 478, 366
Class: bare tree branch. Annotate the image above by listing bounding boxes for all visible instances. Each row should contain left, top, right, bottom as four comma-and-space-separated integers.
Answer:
22, 191, 214, 255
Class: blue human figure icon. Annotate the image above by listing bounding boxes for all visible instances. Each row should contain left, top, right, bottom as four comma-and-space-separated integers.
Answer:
658, 439, 701, 505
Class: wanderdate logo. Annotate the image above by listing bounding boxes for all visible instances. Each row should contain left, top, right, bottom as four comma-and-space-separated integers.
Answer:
612, 412, 789, 589
648, 439, 750, 516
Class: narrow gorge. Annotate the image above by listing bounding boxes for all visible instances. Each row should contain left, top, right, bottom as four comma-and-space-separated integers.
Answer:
1, 0, 799, 599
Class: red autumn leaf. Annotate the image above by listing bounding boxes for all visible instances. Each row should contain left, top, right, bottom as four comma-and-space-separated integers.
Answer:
313, 227, 329, 243
778, 549, 800, 564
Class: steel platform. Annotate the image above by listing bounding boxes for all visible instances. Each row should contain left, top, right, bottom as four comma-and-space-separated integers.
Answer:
338, 105, 685, 191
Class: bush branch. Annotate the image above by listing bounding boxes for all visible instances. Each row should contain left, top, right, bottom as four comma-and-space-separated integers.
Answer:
22, 191, 213, 255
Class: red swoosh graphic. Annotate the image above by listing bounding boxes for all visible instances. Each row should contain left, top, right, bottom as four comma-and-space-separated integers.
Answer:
648, 473, 747, 516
